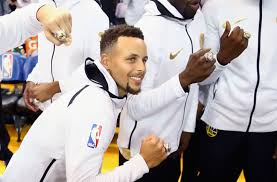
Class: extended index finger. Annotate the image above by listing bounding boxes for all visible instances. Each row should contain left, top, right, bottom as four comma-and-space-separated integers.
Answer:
194, 48, 211, 58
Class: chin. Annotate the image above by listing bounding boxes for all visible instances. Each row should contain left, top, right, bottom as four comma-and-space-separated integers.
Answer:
183, 8, 197, 19
127, 87, 141, 95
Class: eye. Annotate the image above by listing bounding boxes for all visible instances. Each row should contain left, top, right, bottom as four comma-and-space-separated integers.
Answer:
127, 57, 137, 63
143, 57, 148, 63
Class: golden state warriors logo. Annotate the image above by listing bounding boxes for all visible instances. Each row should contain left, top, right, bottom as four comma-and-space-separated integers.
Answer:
206, 125, 218, 137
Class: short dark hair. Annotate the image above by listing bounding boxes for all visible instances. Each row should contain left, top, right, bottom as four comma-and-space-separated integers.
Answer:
100, 25, 144, 53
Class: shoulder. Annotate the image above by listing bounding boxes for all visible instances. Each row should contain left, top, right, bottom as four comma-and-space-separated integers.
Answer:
65, 85, 115, 130
136, 15, 168, 31
67, 85, 113, 112
202, 0, 224, 14
135, 15, 167, 46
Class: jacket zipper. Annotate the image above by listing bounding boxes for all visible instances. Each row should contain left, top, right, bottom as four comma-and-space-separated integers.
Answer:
128, 120, 137, 149
185, 24, 194, 53
247, 0, 263, 132
39, 159, 56, 182
49, 0, 57, 103
50, 44, 55, 103
177, 24, 193, 136
50, 45, 55, 84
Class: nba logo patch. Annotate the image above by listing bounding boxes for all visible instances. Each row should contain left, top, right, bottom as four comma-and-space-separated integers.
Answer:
1, 54, 13, 79
87, 124, 102, 148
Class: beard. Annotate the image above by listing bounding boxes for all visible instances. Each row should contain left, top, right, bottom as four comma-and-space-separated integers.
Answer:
116, 81, 141, 96
126, 82, 141, 95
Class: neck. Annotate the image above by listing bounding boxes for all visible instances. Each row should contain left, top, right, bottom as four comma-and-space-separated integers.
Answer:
118, 87, 126, 97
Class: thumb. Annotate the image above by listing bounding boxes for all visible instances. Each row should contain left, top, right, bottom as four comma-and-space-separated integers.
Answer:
44, 29, 62, 46
222, 21, 231, 38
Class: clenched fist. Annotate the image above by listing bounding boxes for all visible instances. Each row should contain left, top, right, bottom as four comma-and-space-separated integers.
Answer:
217, 21, 249, 65
140, 135, 168, 168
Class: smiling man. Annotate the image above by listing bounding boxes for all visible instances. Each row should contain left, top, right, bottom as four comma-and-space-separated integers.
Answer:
1, 25, 167, 182
101, 33, 147, 96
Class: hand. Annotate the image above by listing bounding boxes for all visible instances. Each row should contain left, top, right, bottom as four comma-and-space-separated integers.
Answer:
23, 81, 39, 112
171, 132, 192, 157
179, 49, 216, 89
217, 21, 249, 65
29, 82, 61, 102
140, 135, 167, 168
36, 4, 72, 46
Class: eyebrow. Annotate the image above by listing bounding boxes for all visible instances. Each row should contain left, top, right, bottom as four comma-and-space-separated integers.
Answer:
125, 53, 148, 60
126, 53, 140, 58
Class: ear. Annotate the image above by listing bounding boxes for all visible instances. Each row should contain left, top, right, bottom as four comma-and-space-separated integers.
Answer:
100, 53, 110, 70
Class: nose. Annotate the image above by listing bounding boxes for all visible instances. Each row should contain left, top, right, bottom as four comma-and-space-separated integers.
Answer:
136, 59, 146, 73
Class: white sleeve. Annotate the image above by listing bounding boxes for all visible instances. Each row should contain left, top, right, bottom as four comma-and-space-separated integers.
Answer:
81, 154, 149, 182
59, 64, 89, 93
198, 84, 210, 106
182, 84, 199, 132
65, 88, 148, 182
199, 0, 226, 85
0, 3, 44, 53
127, 75, 188, 121
200, 61, 226, 85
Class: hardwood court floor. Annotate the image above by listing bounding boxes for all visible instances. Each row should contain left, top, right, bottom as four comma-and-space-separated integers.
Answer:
0, 125, 245, 182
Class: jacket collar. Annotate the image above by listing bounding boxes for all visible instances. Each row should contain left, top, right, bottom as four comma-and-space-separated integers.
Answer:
85, 57, 126, 100
145, 0, 183, 19
152, 0, 184, 19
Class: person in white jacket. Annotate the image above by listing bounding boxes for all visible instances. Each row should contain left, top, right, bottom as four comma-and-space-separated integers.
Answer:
0, 3, 72, 54
1, 25, 167, 182
23, 0, 109, 112
196, 0, 277, 181
0, 1, 72, 166
117, 0, 249, 181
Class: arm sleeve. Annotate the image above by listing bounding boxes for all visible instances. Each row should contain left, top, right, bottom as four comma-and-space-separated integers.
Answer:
65, 88, 149, 182
0, 3, 44, 53
199, 61, 226, 85
127, 75, 188, 121
199, 0, 227, 85
81, 154, 149, 182
182, 84, 199, 132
